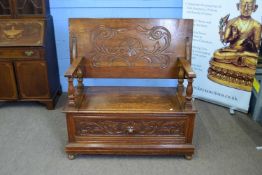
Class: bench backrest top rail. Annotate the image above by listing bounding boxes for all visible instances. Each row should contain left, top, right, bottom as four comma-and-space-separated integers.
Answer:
69, 18, 193, 78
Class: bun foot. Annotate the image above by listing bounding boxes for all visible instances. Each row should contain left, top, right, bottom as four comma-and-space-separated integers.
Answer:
185, 155, 192, 160
68, 154, 76, 160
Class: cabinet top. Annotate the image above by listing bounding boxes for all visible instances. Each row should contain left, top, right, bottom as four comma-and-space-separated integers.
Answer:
0, 0, 50, 19
0, 19, 45, 46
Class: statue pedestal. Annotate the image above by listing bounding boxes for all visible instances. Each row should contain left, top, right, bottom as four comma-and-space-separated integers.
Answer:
208, 58, 255, 91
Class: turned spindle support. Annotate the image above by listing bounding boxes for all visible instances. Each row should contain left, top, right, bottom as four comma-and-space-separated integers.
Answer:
68, 77, 75, 106
185, 78, 193, 110
177, 62, 185, 95
76, 68, 84, 96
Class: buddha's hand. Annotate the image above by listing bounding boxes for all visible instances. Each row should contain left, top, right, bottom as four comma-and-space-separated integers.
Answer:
226, 25, 240, 42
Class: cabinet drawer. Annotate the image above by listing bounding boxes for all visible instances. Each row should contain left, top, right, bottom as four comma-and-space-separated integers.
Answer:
0, 49, 42, 59
73, 115, 189, 137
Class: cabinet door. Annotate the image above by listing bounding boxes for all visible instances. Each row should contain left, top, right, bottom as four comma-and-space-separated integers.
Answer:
0, 0, 12, 17
15, 0, 44, 16
15, 61, 50, 99
0, 62, 18, 99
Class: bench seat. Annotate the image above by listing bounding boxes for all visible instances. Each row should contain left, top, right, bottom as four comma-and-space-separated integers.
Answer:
64, 86, 187, 113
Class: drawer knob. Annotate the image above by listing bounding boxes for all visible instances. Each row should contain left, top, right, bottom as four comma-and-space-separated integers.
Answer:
24, 50, 34, 57
127, 126, 134, 134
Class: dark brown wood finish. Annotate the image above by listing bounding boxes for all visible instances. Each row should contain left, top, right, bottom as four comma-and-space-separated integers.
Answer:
64, 18, 196, 160
0, 0, 13, 18
0, 47, 43, 59
15, 60, 50, 98
0, 61, 17, 99
0, 0, 61, 109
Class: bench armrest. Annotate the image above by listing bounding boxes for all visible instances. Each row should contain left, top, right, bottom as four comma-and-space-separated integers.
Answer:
178, 58, 196, 78
64, 57, 85, 77
65, 57, 85, 107
177, 57, 196, 111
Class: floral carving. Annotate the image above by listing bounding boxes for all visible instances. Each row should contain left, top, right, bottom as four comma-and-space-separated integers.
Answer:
75, 120, 186, 136
90, 25, 172, 68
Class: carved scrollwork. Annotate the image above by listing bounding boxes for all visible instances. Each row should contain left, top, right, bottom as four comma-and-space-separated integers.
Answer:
75, 119, 186, 136
90, 25, 172, 68
136, 25, 171, 52
136, 25, 172, 68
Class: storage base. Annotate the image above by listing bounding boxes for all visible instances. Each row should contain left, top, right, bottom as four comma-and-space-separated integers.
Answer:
63, 87, 196, 159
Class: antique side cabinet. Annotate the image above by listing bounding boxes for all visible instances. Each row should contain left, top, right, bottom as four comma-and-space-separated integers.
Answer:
0, 0, 61, 109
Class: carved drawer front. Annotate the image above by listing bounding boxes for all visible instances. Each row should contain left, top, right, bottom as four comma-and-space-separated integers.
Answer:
74, 116, 188, 137
0, 48, 42, 59
0, 20, 45, 46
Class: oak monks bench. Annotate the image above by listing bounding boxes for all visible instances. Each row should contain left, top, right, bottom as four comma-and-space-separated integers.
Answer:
63, 18, 197, 160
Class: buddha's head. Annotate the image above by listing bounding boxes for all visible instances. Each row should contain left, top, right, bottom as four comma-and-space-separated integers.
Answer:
237, 0, 258, 17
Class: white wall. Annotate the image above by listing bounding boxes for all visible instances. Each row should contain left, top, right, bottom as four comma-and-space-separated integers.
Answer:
49, 0, 183, 91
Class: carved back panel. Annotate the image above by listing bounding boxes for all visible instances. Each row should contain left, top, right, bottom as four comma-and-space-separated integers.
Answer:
69, 18, 193, 78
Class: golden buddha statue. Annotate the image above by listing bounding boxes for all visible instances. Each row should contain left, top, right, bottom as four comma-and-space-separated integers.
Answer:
208, 0, 262, 91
